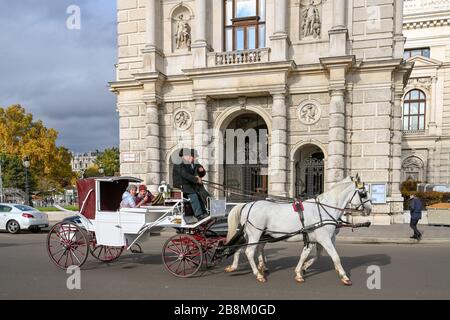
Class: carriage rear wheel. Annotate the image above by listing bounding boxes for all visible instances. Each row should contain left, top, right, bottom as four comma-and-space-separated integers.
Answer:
162, 234, 203, 278
89, 234, 124, 262
47, 222, 89, 270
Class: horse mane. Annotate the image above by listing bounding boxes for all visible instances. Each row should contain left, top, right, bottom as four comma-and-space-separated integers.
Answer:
316, 176, 354, 204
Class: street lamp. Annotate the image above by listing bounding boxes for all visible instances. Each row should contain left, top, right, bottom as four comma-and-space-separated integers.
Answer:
22, 156, 30, 206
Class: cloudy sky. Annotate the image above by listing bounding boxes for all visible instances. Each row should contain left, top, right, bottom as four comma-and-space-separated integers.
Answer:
0, 0, 118, 153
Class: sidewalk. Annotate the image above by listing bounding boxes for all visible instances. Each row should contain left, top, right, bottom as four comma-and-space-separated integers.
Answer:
337, 224, 450, 244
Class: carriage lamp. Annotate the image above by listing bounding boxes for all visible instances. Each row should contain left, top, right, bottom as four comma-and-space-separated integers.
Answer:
22, 156, 30, 206
98, 166, 104, 176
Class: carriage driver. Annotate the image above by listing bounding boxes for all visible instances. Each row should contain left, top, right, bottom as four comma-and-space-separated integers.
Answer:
172, 148, 208, 223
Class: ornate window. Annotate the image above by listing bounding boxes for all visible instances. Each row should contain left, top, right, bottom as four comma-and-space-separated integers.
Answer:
403, 90, 426, 131
224, 0, 266, 51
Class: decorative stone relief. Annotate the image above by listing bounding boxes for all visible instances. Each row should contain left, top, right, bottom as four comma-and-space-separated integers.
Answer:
402, 156, 425, 181
172, 6, 191, 52
173, 109, 192, 131
298, 101, 322, 125
300, 0, 326, 39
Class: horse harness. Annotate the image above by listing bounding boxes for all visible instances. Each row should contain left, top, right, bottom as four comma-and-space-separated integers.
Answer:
236, 188, 371, 249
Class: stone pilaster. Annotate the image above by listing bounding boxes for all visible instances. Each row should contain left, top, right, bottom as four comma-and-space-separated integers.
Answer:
146, 101, 160, 192
329, 0, 347, 56
142, 0, 163, 72
192, 0, 209, 68
429, 76, 438, 135
270, 92, 288, 197
270, 0, 290, 61
393, 0, 406, 59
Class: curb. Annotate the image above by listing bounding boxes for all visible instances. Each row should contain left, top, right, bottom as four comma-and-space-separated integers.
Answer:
337, 237, 450, 244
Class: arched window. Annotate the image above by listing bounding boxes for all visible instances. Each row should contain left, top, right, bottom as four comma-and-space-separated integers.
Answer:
403, 90, 426, 131
224, 0, 266, 51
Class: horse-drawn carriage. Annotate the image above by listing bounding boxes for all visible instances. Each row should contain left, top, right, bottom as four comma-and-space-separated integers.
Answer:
46, 176, 228, 277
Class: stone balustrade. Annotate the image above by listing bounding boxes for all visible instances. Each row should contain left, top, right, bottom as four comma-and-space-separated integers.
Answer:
208, 48, 270, 66
402, 129, 426, 135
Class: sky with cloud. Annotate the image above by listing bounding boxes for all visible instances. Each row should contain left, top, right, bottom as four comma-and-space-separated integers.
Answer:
0, 0, 118, 153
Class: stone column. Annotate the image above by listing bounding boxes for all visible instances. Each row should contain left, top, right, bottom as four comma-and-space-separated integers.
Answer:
327, 89, 346, 185
146, 101, 160, 192
270, 92, 288, 197
270, 0, 289, 61
142, 0, 162, 72
194, 97, 209, 173
329, 0, 347, 56
192, 0, 209, 68
429, 76, 438, 135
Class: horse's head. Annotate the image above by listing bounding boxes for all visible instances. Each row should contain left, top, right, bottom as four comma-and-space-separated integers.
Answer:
350, 174, 372, 216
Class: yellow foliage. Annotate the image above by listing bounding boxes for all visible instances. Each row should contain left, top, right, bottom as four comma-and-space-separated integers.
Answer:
0, 104, 75, 191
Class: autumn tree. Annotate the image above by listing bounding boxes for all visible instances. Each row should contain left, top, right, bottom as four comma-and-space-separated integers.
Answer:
0, 104, 75, 192
95, 147, 120, 176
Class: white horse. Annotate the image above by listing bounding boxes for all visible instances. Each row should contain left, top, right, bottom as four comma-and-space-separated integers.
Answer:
224, 175, 372, 285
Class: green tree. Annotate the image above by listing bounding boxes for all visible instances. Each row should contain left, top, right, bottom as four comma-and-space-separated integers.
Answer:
0, 153, 36, 191
95, 147, 120, 176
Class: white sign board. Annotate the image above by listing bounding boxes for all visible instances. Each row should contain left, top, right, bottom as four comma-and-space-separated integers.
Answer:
122, 152, 137, 163
370, 184, 386, 204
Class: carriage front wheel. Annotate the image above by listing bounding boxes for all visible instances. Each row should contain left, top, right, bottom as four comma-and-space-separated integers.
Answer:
162, 234, 203, 278
47, 222, 89, 270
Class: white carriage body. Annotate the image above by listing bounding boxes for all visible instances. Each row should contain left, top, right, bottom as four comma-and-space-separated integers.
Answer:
75, 176, 227, 248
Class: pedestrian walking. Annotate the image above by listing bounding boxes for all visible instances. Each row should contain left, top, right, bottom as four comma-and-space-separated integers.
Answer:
409, 194, 423, 240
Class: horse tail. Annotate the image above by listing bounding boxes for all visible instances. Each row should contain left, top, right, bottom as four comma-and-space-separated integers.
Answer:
226, 204, 246, 244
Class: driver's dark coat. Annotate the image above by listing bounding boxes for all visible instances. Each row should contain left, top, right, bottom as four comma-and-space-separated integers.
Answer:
172, 162, 206, 195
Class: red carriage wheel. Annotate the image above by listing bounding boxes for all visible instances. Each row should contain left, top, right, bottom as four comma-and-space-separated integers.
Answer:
162, 234, 203, 278
89, 233, 124, 262
47, 222, 89, 270
202, 231, 225, 268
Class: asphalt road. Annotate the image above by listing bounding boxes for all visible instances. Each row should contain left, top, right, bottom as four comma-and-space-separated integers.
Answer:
1, 230, 449, 300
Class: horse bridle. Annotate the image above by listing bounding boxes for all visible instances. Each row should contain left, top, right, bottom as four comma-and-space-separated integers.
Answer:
348, 187, 372, 212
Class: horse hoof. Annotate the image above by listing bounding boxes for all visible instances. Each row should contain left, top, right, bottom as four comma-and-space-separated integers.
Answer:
341, 278, 352, 286
257, 276, 267, 283
295, 276, 305, 283
225, 266, 236, 273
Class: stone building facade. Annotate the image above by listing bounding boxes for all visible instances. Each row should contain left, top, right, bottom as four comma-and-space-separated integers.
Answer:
402, 0, 450, 184
110, 0, 413, 223
71, 151, 99, 173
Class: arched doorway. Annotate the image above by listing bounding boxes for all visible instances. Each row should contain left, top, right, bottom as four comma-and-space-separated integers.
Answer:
223, 112, 269, 201
294, 145, 324, 198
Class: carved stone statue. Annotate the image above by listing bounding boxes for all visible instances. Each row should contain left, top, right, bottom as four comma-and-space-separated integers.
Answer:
175, 14, 191, 50
302, 0, 321, 39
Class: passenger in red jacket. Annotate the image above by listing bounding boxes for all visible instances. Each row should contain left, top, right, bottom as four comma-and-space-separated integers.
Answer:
135, 185, 154, 207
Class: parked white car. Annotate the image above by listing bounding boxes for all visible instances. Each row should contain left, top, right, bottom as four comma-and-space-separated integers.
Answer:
0, 203, 49, 234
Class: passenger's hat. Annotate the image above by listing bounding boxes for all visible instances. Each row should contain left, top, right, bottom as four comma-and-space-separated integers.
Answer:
138, 185, 147, 191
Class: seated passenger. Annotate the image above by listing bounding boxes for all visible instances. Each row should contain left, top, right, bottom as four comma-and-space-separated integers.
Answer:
135, 185, 154, 207
120, 185, 138, 208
